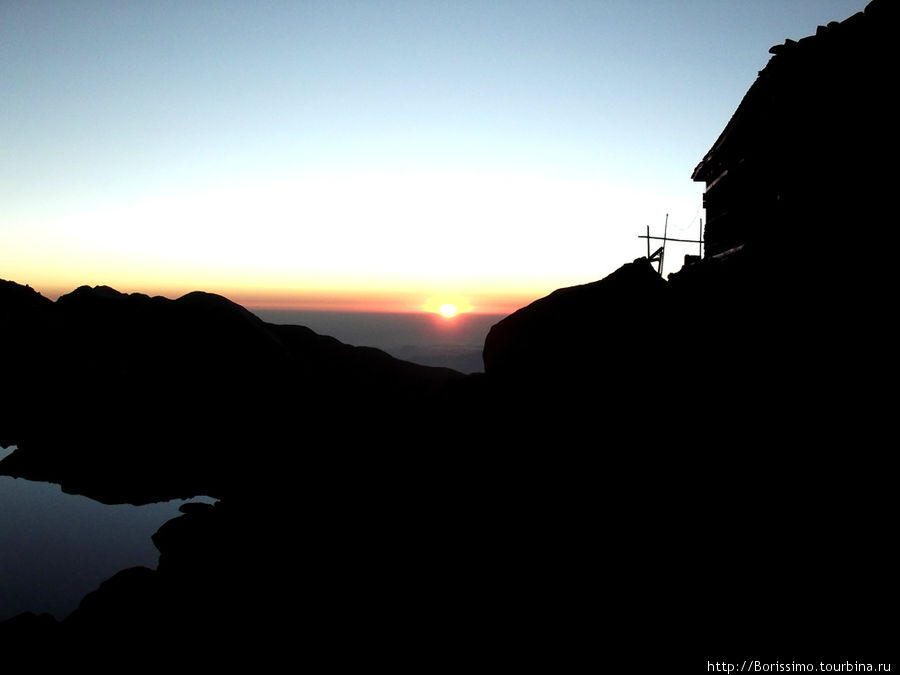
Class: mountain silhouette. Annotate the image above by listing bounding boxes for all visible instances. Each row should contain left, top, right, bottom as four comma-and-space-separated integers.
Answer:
1, 239, 891, 665
1, 281, 465, 504
1, 0, 895, 664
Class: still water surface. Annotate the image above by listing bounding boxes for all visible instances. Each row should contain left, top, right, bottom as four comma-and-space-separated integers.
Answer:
1, 313, 503, 621
0, 445, 215, 621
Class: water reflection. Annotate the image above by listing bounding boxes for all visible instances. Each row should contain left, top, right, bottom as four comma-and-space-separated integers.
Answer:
0, 445, 215, 621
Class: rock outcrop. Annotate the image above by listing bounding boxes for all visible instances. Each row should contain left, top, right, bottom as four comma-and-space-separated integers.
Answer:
483, 258, 666, 384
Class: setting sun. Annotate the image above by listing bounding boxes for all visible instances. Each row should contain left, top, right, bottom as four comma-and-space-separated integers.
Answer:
423, 296, 474, 316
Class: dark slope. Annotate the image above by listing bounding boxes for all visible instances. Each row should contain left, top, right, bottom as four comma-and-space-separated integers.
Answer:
484, 257, 666, 383
2, 1, 896, 664
478, 247, 892, 661
0, 280, 583, 665
482, 257, 666, 430
0, 282, 465, 504
1, 246, 894, 665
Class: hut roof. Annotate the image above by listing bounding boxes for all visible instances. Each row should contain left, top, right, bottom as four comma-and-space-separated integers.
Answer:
691, 0, 894, 183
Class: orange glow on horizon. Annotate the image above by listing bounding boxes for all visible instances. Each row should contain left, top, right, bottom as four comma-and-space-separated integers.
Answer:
16, 276, 537, 316
2, 235, 578, 316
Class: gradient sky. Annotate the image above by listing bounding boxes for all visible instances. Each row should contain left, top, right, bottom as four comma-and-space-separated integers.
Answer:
1, 0, 869, 313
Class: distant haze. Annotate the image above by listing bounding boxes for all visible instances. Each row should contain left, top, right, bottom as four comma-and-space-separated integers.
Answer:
253, 309, 504, 374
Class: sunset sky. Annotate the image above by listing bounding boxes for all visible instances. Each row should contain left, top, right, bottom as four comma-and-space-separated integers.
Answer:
1, 0, 868, 314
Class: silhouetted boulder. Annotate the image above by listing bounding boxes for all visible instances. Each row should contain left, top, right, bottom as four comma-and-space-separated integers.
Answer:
0, 611, 60, 637
64, 566, 163, 631
484, 257, 665, 383
481, 257, 669, 437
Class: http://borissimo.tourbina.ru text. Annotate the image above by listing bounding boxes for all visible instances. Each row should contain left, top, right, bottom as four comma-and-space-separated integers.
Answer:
708, 662, 892, 673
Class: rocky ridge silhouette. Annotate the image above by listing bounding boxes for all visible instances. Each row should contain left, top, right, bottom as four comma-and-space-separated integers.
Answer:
2, 1, 895, 661
1, 240, 892, 665
1, 280, 465, 503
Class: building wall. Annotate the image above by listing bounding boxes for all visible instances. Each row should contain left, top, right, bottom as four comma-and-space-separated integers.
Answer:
694, 1, 895, 264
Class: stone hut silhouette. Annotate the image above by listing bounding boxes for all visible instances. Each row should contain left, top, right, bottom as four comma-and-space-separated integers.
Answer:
691, 0, 895, 263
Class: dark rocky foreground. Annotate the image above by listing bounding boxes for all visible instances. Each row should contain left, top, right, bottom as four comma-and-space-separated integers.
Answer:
0, 247, 893, 665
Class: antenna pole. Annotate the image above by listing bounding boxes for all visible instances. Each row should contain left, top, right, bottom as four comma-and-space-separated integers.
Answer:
659, 213, 668, 276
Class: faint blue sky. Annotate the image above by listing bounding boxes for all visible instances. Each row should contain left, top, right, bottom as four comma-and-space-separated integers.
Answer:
0, 0, 870, 308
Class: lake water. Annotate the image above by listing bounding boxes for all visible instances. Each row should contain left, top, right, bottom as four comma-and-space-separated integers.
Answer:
1, 311, 505, 622
0, 445, 215, 622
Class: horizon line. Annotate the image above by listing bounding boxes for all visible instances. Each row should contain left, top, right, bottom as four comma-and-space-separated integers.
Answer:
4, 276, 530, 316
